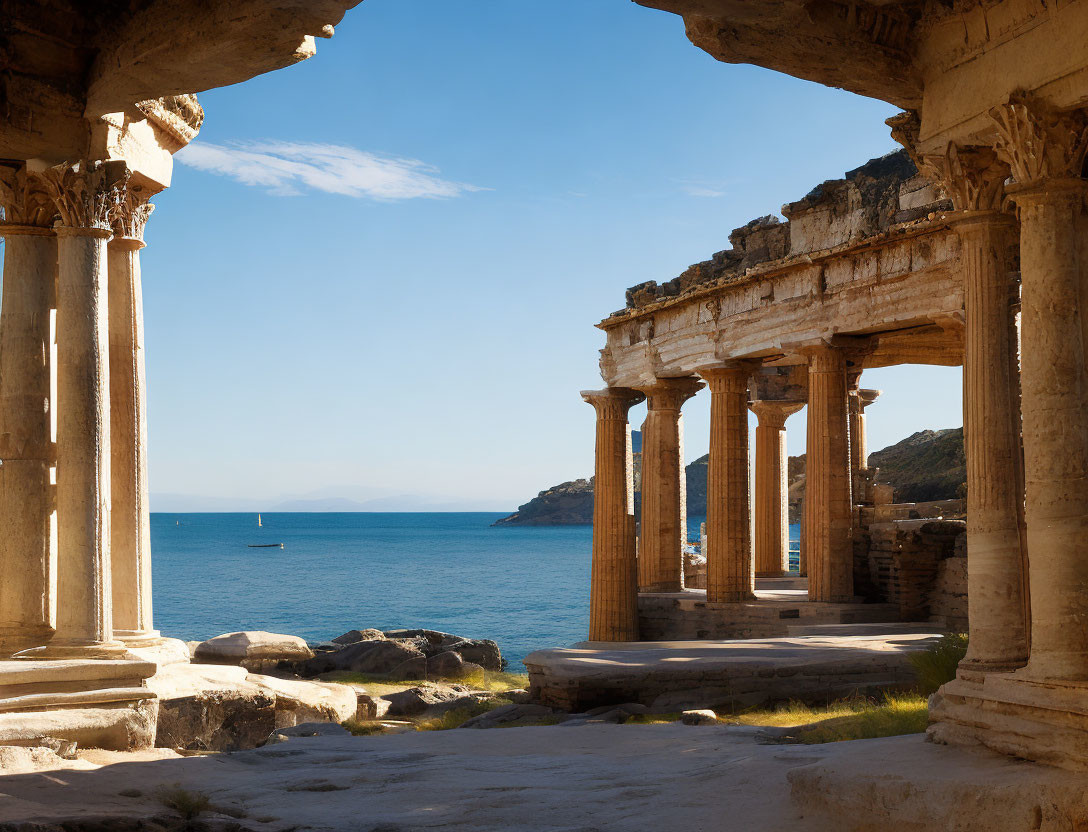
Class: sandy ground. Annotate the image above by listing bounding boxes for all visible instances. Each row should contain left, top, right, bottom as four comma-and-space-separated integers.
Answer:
0, 724, 835, 831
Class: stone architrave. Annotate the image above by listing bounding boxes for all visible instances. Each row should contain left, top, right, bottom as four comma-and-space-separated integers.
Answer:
107, 186, 160, 646
801, 344, 853, 602
582, 388, 645, 641
0, 167, 58, 656
29, 161, 128, 658
989, 95, 1088, 681
635, 377, 703, 593
749, 400, 804, 577
699, 364, 756, 602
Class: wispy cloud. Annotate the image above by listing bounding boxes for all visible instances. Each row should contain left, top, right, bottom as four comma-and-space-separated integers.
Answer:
682, 184, 728, 198
175, 140, 481, 200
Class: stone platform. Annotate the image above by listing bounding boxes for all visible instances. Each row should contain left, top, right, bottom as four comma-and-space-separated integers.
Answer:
788, 733, 1088, 831
638, 577, 901, 641
525, 626, 942, 711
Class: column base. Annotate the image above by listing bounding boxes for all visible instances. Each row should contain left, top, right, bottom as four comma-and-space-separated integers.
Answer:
0, 624, 55, 659
16, 639, 129, 660
115, 629, 163, 648
707, 591, 757, 604
929, 671, 1088, 770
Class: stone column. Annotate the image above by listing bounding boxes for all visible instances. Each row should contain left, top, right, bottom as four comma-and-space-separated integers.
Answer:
699, 365, 754, 602
750, 400, 804, 577
31, 162, 127, 658
636, 377, 702, 593
583, 388, 645, 641
0, 168, 57, 656
108, 189, 160, 646
848, 388, 880, 503
990, 95, 1088, 680
802, 344, 853, 602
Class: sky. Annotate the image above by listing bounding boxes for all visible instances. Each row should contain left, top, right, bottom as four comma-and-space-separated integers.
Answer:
99, 1, 965, 510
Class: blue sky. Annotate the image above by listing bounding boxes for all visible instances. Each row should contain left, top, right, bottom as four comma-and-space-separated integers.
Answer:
130, 0, 962, 510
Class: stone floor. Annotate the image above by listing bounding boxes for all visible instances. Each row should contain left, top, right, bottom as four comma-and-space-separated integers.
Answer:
0, 726, 1083, 831
526, 625, 943, 711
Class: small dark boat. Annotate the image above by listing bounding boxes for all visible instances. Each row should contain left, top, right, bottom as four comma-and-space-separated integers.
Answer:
248, 543, 284, 549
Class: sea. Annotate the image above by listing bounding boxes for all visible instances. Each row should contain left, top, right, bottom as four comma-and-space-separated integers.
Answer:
151, 512, 801, 672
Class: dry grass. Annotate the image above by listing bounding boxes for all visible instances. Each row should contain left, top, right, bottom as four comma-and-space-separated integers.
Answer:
909, 633, 968, 695
342, 718, 389, 736
415, 698, 514, 731
321, 669, 528, 695
155, 786, 211, 819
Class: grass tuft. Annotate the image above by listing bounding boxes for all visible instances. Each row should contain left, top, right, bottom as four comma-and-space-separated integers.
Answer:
342, 718, 389, 736
909, 633, 968, 695
321, 670, 528, 695
155, 786, 211, 819
790, 693, 929, 743
415, 698, 513, 731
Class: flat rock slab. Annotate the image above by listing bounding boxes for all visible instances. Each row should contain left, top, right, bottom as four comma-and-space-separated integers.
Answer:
525, 631, 941, 711
788, 734, 1088, 832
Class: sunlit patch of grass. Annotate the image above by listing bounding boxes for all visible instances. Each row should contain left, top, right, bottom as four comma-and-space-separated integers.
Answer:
342, 718, 389, 736
319, 669, 528, 694
728, 693, 929, 743
909, 633, 968, 695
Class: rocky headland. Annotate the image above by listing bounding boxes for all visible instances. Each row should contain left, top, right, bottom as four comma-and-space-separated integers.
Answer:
495, 427, 967, 526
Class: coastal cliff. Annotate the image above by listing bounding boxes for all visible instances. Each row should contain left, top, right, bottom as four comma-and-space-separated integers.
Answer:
495, 427, 967, 526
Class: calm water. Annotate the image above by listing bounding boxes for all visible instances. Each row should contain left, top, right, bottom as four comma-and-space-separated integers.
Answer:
151, 513, 800, 671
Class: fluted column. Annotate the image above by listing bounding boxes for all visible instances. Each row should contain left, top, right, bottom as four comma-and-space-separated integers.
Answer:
750, 400, 804, 577
699, 365, 754, 602
990, 95, 1088, 680
583, 388, 645, 641
802, 344, 853, 602
108, 188, 160, 646
0, 168, 57, 656
28, 162, 127, 658
636, 377, 702, 593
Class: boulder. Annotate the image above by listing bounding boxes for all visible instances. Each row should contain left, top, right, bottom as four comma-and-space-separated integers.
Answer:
681, 709, 719, 726
381, 685, 467, 718
443, 638, 502, 671
427, 650, 468, 679
301, 639, 426, 677
331, 628, 385, 645
193, 631, 314, 673
149, 663, 356, 752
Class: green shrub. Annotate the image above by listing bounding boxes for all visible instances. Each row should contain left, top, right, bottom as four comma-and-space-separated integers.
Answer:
909, 633, 968, 695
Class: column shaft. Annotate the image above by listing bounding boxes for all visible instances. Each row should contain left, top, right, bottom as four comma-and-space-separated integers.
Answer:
804, 346, 853, 602
958, 213, 1029, 671
702, 367, 753, 602
108, 238, 158, 644
584, 389, 644, 641
751, 401, 802, 577
637, 379, 701, 593
1012, 184, 1088, 680
0, 228, 56, 654
48, 227, 124, 656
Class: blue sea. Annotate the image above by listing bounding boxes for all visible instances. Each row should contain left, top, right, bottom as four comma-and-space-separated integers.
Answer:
151, 513, 800, 671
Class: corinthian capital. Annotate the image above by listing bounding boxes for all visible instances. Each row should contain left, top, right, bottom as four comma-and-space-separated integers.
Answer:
36, 161, 128, 231
924, 144, 1010, 212
990, 92, 1088, 185
109, 185, 155, 242
0, 166, 55, 228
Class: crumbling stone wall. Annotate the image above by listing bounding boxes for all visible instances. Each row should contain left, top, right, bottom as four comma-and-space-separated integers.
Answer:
854, 519, 966, 626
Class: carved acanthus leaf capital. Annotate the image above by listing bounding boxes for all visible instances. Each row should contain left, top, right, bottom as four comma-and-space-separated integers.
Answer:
922, 144, 1010, 212
109, 186, 155, 241
0, 166, 55, 227
990, 92, 1088, 185
36, 161, 129, 231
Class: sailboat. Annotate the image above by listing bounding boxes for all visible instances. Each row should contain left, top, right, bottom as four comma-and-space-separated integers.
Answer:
249, 512, 282, 548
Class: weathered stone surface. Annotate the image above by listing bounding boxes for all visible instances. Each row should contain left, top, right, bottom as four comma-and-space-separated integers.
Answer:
427, 650, 467, 678
459, 703, 561, 729
148, 663, 355, 752
330, 628, 384, 645
681, 709, 718, 725
301, 639, 426, 677
192, 631, 314, 673
381, 685, 468, 718
0, 703, 157, 753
